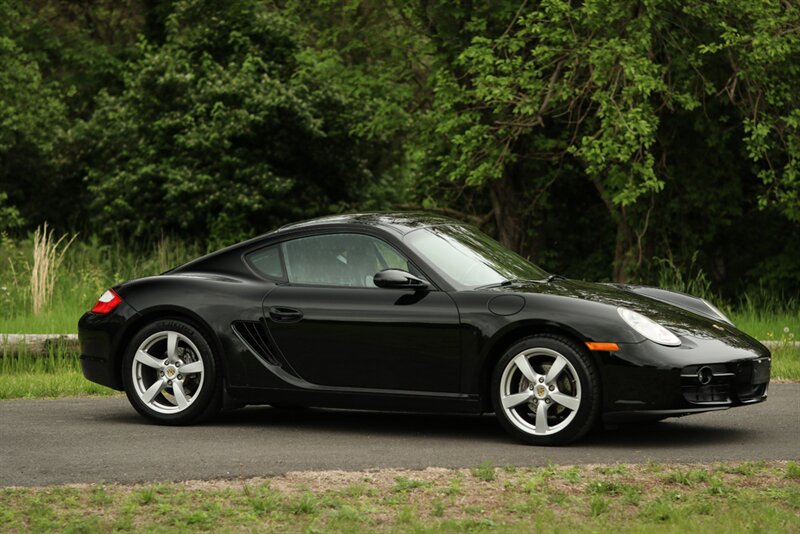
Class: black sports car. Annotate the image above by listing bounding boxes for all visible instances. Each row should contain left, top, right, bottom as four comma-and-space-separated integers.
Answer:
79, 212, 771, 445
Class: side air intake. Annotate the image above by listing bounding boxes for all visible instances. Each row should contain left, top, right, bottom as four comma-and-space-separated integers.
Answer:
231, 320, 281, 367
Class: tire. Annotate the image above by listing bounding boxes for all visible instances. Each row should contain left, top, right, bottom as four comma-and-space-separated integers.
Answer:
122, 319, 222, 425
491, 335, 600, 445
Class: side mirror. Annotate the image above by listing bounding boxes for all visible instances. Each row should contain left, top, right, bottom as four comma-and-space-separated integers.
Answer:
373, 269, 430, 291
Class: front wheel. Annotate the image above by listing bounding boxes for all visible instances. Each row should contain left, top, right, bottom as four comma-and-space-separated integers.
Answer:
491, 335, 600, 445
122, 319, 221, 425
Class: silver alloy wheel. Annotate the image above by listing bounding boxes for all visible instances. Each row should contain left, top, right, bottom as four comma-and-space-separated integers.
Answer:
131, 330, 205, 414
499, 347, 581, 436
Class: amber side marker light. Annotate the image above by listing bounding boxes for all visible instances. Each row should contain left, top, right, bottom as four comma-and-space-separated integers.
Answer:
585, 342, 620, 352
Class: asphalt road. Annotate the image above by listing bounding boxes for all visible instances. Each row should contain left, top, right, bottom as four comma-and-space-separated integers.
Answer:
1, 384, 798, 487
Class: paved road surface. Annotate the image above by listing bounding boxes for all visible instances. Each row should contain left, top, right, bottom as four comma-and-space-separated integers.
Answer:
1, 384, 798, 486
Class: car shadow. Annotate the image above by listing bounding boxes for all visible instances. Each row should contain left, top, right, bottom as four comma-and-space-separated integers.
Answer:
212, 406, 512, 443
205, 406, 751, 448
101, 404, 752, 448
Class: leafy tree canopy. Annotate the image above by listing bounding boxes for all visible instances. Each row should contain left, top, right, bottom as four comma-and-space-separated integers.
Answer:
84, 0, 377, 244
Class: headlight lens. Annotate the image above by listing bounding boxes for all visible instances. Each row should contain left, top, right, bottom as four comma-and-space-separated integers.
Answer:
617, 307, 681, 346
701, 298, 734, 326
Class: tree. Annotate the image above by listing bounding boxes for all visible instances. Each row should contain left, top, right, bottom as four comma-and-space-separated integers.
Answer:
83, 0, 378, 244
0, 0, 67, 229
410, 0, 800, 283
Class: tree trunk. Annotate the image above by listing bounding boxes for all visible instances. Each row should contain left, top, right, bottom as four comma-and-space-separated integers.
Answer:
612, 214, 635, 283
489, 175, 528, 256
589, 176, 636, 283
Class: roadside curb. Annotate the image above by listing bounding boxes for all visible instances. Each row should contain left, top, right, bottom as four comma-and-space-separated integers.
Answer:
1, 334, 79, 355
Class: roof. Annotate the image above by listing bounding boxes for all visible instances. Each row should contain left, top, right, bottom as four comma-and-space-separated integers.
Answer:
277, 211, 462, 235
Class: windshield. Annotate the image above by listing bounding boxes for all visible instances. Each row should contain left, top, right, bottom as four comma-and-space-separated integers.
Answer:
404, 224, 549, 290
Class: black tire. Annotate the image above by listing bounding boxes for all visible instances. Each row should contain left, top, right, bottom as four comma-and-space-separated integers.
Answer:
122, 318, 222, 425
491, 334, 600, 445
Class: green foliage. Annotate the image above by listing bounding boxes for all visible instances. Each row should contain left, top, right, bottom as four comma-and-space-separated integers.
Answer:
0, 193, 24, 231
422, 0, 799, 212
409, 0, 800, 292
82, 0, 378, 243
0, 0, 797, 300
0, 1, 67, 228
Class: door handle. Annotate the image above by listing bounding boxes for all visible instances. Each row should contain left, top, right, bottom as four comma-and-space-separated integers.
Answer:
269, 306, 304, 323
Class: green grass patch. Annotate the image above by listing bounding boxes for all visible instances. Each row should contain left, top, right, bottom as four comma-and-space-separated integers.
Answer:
0, 462, 798, 532
0, 371, 117, 399
1, 234, 201, 335
471, 461, 497, 482
771, 344, 800, 381
0, 344, 118, 399
729, 310, 799, 343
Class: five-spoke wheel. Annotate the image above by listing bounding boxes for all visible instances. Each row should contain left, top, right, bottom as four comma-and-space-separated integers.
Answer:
123, 319, 221, 424
492, 335, 599, 445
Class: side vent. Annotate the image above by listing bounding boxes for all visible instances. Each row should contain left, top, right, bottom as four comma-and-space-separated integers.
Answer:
232, 320, 281, 367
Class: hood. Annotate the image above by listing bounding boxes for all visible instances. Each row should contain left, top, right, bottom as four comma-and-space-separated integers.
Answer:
495, 278, 762, 350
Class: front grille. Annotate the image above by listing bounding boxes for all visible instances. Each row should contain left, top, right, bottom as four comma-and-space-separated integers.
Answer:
680, 358, 770, 405
682, 383, 731, 403
231, 320, 281, 367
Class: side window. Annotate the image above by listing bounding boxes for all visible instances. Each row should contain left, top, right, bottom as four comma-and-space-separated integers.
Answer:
247, 245, 284, 280
282, 234, 412, 288
373, 239, 410, 272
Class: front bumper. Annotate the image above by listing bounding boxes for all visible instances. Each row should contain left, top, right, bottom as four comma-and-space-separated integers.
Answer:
599, 338, 770, 423
78, 303, 140, 390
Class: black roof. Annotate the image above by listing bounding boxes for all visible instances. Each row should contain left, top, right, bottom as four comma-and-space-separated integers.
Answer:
278, 211, 462, 235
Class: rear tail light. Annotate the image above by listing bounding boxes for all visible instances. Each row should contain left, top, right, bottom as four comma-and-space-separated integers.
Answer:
91, 289, 122, 314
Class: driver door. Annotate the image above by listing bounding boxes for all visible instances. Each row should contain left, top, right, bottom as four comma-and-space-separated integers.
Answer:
261, 232, 461, 392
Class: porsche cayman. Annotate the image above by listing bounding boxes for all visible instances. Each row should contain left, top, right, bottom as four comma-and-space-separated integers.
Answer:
79, 213, 771, 445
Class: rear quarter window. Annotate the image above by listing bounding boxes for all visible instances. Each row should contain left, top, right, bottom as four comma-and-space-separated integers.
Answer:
247, 245, 284, 280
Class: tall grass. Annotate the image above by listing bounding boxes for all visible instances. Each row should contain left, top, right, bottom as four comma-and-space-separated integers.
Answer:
1, 233, 200, 333
653, 252, 715, 302
30, 223, 77, 315
653, 252, 799, 340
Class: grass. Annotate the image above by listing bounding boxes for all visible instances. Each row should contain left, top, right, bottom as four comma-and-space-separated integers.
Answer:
30, 223, 77, 316
1, 233, 201, 334
772, 344, 800, 382
0, 462, 798, 532
0, 343, 119, 399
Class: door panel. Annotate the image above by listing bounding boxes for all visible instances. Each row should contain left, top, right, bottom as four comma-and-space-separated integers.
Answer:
263, 285, 461, 392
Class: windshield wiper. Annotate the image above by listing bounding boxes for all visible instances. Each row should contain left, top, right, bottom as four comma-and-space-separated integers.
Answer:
475, 278, 539, 290
542, 274, 566, 283
474, 280, 514, 290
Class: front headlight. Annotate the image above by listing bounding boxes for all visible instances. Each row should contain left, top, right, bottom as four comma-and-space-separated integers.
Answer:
617, 307, 681, 346
701, 298, 734, 326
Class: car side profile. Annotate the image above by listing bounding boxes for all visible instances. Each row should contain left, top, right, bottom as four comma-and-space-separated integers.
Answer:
79, 212, 770, 445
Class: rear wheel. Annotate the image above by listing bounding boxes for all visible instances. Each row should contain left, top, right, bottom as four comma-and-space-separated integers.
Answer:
122, 319, 221, 425
491, 335, 600, 445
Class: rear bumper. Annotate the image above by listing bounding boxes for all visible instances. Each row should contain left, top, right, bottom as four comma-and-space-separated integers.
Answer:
78, 303, 140, 390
